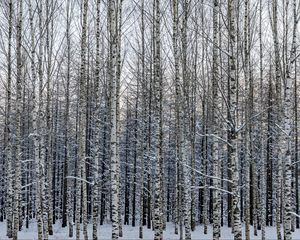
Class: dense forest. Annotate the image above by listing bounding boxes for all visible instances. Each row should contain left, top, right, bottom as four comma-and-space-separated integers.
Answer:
0, 0, 299, 239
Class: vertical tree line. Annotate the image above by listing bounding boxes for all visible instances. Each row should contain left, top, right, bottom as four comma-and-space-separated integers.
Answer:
0, 0, 299, 240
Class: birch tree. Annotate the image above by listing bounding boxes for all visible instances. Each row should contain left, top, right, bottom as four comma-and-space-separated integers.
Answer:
212, 0, 221, 239
13, 0, 23, 238
228, 0, 242, 238
5, 0, 13, 237
109, 0, 122, 238
153, 0, 164, 239
75, 0, 88, 239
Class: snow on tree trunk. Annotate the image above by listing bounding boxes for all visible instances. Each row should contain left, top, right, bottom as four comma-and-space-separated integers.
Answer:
212, 0, 221, 239
5, 0, 13, 237
109, 0, 121, 238
13, 0, 23, 239
92, 0, 101, 239
228, 0, 242, 239
153, 0, 164, 239
75, 0, 88, 239
283, 1, 297, 239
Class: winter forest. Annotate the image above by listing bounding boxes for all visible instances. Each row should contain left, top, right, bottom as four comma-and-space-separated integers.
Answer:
1, 0, 300, 239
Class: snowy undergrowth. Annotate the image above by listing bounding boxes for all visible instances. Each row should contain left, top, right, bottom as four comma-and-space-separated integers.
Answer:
1, 222, 300, 240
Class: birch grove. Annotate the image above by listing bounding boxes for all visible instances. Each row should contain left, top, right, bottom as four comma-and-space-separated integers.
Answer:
0, 0, 300, 239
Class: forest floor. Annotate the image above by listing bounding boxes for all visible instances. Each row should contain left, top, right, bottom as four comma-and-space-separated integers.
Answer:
1, 221, 300, 239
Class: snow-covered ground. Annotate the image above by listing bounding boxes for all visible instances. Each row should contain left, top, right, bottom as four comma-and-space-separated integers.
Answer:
1, 221, 300, 239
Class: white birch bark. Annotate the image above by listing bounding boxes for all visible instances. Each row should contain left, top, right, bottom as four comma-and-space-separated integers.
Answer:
5, 0, 13, 237
13, 0, 23, 239
172, 0, 180, 236
153, 0, 163, 239
259, 1, 266, 239
283, 1, 297, 239
109, 0, 121, 238
65, 2, 73, 237
45, 1, 53, 235
116, 1, 123, 236
212, 0, 221, 239
181, 1, 191, 239
271, 1, 283, 238
29, 1, 44, 239
139, 0, 146, 238
92, 0, 101, 239
75, 0, 88, 239
244, 1, 251, 239
228, 0, 242, 238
